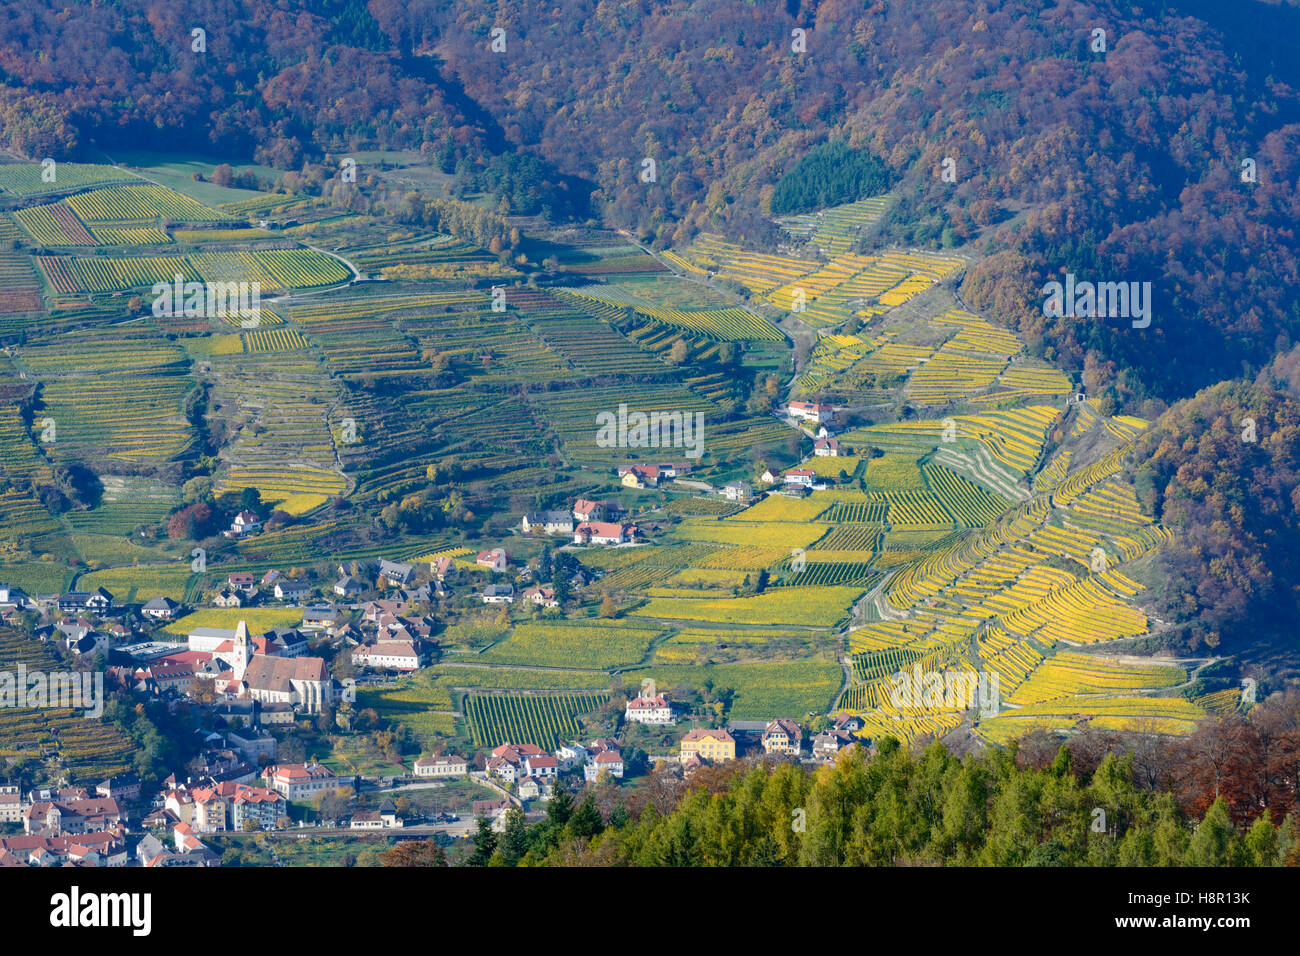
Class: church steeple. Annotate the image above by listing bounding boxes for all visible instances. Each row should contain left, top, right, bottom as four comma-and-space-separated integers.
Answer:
232, 620, 252, 681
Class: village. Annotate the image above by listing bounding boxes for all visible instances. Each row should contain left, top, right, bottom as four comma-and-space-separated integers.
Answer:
0, 402, 872, 866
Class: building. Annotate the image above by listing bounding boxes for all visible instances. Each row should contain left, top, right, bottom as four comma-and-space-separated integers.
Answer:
787, 401, 833, 424
24, 797, 123, 836
378, 559, 415, 588
619, 466, 658, 489
0, 787, 21, 824
624, 693, 673, 725
814, 437, 840, 456
301, 605, 342, 633
481, 584, 515, 604
351, 640, 420, 671
521, 586, 558, 608
262, 763, 340, 802
56, 589, 113, 614
141, 596, 181, 620
555, 743, 588, 771
351, 799, 402, 830
760, 469, 779, 484
573, 521, 635, 546
333, 576, 365, 598
228, 572, 256, 593
584, 750, 625, 782
0, 585, 32, 609
232, 785, 285, 830
572, 499, 605, 522
722, 481, 752, 502
429, 556, 458, 582
413, 754, 467, 778
476, 548, 509, 572
679, 728, 736, 766
762, 718, 803, 756
240, 653, 330, 713
227, 510, 262, 537
784, 468, 816, 488
486, 743, 550, 782
522, 510, 574, 536
273, 580, 311, 602
213, 588, 243, 608
216, 621, 331, 714
812, 729, 857, 761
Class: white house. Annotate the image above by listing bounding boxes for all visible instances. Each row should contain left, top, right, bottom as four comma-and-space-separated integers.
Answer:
274, 580, 311, 602
787, 401, 833, 424
624, 693, 673, 725
521, 511, 574, 536
481, 584, 515, 604
722, 482, 752, 502
351, 641, 420, 671
814, 437, 840, 457
784, 468, 815, 488
573, 521, 634, 546
555, 743, 589, 771
584, 750, 624, 781
226, 510, 261, 537
141, 596, 180, 620
413, 754, 467, 778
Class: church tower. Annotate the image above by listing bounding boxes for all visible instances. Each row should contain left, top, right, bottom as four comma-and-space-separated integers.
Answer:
232, 620, 252, 682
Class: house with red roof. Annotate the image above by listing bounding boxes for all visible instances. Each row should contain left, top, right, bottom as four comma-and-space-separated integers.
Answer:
573, 521, 635, 546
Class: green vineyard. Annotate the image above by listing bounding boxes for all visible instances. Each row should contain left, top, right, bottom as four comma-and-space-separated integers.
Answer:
465, 692, 609, 749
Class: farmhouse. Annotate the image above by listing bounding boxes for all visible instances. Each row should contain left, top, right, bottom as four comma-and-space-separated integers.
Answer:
227, 572, 256, 593
814, 437, 840, 457
812, 729, 857, 761
301, 605, 342, 633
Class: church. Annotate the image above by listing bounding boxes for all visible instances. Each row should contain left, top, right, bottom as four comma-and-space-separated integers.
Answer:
213, 621, 331, 715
